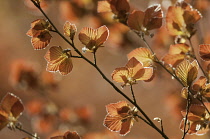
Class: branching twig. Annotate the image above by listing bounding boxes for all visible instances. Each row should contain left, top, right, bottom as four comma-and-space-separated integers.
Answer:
136, 114, 151, 126
29, 1, 170, 138
141, 35, 210, 117
182, 93, 191, 139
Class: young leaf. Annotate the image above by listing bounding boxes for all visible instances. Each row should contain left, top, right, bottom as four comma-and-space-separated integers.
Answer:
166, 1, 202, 38
127, 4, 163, 35
175, 59, 198, 87
97, 0, 130, 23
27, 19, 52, 50
112, 57, 153, 87
127, 47, 154, 67
63, 21, 77, 40
104, 101, 137, 136
199, 44, 210, 61
162, 43, 191, 67
44, 46, 73, 75
0, 93, 24, 130
79, 25, 109, 53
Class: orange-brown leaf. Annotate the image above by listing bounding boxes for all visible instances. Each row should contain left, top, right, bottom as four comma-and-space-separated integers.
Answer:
79, 25, 109, 52
45, 46, 73, 75
97, 1, 111, 13
31, 31, 52, 50
175, 59, 198, 86
199, 44, 210, 61
143, 4, 163, 30
127, 4, 162, 34
112, 67, 129, 84
127, 48, 154, 66
63, 21, 77, 39
105, 101, 129, 117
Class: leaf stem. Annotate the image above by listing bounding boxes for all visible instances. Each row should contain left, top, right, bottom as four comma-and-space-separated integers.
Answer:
136, 114, 151, 126
93, 52, 97, 65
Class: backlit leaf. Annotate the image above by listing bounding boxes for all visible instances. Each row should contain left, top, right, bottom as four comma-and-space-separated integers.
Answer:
127, 48, 154, 66
127, 4, 163, 35
0, 93, 24, 130
79, 25, 109, 52
199, 44, 210, 61
45, 46, 73, 75
175, 59, 198, 86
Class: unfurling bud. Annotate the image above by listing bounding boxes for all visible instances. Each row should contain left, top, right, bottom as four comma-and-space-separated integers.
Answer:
63, 21, 77, 40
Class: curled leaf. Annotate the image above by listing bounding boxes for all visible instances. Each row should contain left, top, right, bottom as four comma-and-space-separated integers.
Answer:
175, 59, 198, 87
63, 21, 77, 40
199, 44, 210, 61
166, 1, 202, 38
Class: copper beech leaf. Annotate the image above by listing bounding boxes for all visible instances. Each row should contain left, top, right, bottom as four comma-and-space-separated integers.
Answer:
79, 25, 109, 53
112, 57, 153, 87
44, 46, 73, 76
31, 31, 52, 50
181, 87, 188, 99
127, 4, 163, 35
180, 103, 210, 135
192, 76, 207, 92
97, 0, 130, 23
199, 44, 210, 61
63, 21, 77, 40
27, 19, 52, 50
127, 47, 154, 67
175, 59, 198, 87
0, 93, 24, 130
162, 43, 191, 67
103, 101, 137, 136
166, 1, 202, 38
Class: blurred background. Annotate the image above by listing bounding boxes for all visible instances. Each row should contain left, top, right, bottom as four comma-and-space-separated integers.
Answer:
0, 0, 210, 139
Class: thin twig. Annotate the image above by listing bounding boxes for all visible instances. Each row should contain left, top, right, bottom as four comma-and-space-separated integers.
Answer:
15, 125, 40, 139
182, 93, 191, 139
71, 55, 82, 58
130, 85, 136, 104
136, 114, 151, 126
160, 119, 164, 133
141, 35, 210, 117
93, 52, 97, 65
141, 36, 186, 87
